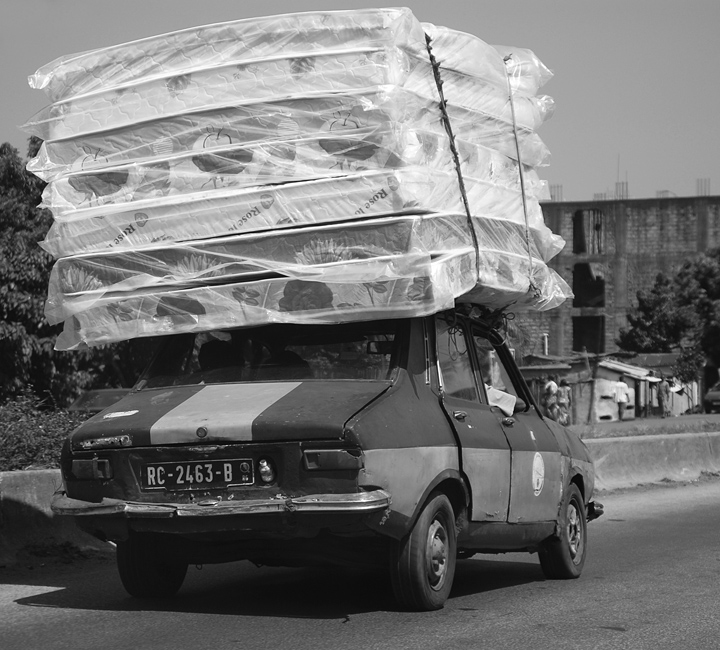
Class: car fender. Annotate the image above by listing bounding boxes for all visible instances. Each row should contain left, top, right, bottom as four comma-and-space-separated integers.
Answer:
361, 463, 468, 540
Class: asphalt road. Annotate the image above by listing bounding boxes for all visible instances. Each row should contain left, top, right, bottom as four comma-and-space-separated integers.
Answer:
2, 479, 720, 650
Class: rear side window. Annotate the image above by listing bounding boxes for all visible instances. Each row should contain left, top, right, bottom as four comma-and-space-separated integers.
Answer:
473, 335, 519, 399
436, 317, 478, 401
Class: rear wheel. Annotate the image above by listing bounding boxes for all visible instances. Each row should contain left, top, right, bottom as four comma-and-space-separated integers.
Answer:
391, 492, 457, 611
538, 483, 587, 579
116, 533, 187, 598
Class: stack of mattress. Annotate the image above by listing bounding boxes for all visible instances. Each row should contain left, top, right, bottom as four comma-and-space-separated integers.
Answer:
24, 7, 571, 349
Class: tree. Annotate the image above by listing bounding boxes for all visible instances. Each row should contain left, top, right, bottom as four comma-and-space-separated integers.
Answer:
673, 249, 720, 375
0, 138, 152, 405
616, 273, 692, 353
617, 252, 720, 383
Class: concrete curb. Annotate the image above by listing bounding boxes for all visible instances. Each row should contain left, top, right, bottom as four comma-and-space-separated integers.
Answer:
2, 432, 720, 564
585, 431, 720, 491
0, 469, 111, 567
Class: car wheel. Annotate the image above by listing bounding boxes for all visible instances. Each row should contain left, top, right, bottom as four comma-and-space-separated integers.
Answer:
538, 482, 587, 579
390, 492, 457, 611
116, 533, 187, 598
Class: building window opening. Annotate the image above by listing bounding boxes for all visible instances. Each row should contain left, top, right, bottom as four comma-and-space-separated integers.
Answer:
573, 315, 605, 354
572, 263, 605, 307
573, 209, 604, 254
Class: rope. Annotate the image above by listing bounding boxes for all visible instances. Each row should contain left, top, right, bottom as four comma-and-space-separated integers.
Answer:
503, 54, 541, 300
425, 33, 481, 283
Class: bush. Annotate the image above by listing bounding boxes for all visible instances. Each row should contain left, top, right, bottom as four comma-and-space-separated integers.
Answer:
0, 394, 90, 471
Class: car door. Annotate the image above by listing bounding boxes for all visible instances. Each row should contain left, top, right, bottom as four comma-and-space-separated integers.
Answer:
470, 327, 563, 524
435, 315, 511, 522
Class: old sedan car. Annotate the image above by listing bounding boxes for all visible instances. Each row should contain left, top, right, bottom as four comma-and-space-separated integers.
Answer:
703, 381, 720, 413
52, 308, 602, 611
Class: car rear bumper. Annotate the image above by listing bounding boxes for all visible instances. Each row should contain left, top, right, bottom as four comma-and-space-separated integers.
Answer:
51, 489, 392, 519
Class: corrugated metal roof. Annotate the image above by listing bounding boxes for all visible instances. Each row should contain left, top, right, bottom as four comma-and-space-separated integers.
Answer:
598, 359, 659, 381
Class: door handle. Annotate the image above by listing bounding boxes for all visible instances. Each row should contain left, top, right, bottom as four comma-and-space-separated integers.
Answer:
502, 417, 515, 427
453, 410, 468, 421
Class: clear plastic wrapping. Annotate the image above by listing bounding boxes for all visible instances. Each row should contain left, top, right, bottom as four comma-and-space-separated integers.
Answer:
46, 213, 562, 325
23, 7, 567, 350
39, 127, 548, 218
23, 45, 550, 141
422, 23, 553, 95
29, 91, 551, 187
29, 9, 427, 102
40, 167, 559, 261
55, 248, 570, 350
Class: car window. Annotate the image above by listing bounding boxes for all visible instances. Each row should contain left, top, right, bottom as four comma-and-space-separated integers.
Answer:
140, 321, 399, 388
473, 332, 519, 415
436, 317, 478, 401
472, 335, 518, 397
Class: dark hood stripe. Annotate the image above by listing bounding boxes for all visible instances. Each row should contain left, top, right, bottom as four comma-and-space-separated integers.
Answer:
72, 381, 390, 447
73, 385, 206, 447
251, 381, 390, 441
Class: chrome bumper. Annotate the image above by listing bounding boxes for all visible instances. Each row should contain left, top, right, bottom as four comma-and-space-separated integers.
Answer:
52, 489, 392, 519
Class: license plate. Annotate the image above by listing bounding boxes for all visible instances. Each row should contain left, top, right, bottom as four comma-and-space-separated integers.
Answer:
142, 459, 253, 490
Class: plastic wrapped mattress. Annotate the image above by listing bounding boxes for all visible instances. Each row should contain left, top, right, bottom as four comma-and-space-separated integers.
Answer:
24, 22, 551, 141
55, 247, 570, 351
40, 167, 560, 262
23, 7, 570, 349
45, 213, 564, 325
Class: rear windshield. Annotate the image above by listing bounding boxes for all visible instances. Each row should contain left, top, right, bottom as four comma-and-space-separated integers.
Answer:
139, 321, 401, 388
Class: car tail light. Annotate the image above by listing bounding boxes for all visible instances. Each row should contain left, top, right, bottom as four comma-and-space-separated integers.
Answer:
258, 458, 276, 484
71, 458, 113, 480
302, 449, 364, 471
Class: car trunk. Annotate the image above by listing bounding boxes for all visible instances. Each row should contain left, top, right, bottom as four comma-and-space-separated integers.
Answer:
70, 380, 392, 448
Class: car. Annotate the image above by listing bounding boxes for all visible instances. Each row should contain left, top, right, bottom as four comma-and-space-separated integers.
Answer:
52, 307, 603, 611
704, 381, 720, 413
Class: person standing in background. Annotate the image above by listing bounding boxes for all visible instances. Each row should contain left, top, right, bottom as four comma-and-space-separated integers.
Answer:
543, 374, 559, 420
614, 374, 630, 421
556, 378, 572, 425
658, 373, 671, 418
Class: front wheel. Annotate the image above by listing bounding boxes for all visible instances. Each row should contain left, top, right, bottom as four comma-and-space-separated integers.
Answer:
116, 533, 187, 598
538, 483, 587, 579
390, 492, 457, 611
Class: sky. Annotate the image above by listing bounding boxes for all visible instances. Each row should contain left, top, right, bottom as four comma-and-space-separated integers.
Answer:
1, 0, 718, 201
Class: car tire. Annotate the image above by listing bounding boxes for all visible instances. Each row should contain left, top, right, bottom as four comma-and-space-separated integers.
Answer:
538, 482, 587, 579
116, 533, 187, 598
390, 492, 457, 611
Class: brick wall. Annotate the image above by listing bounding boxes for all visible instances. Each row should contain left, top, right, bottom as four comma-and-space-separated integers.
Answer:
516, 196, 720, 359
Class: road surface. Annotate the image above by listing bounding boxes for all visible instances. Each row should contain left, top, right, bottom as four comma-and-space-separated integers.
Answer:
2, 479, 719, 650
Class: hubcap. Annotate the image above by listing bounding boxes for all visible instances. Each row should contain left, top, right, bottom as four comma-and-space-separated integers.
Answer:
566, 501, 583, 563
426, 518, 449, 590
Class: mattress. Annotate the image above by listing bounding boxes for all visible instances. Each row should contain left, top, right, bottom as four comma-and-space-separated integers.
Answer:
29, 9, 428, 103
24, 7, 568, 350
54, 248, 570, 350
40, 167, 561, 261
45, 213, 560, 324
39, 125, 548, 218
29, 101, 551, 194
24, 48, 551, 142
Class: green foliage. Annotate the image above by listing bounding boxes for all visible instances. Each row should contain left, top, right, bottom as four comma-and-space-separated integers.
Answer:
616, 273, 692, 353
0, 393, 90, 471
0, 139, 153, 405
617, 250, 720, 383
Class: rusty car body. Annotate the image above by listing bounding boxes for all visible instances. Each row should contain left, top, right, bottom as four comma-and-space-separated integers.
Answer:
53, 308, 602, 610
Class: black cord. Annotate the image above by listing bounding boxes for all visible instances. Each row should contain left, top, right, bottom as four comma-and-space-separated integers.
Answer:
425, 33, 481, 283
